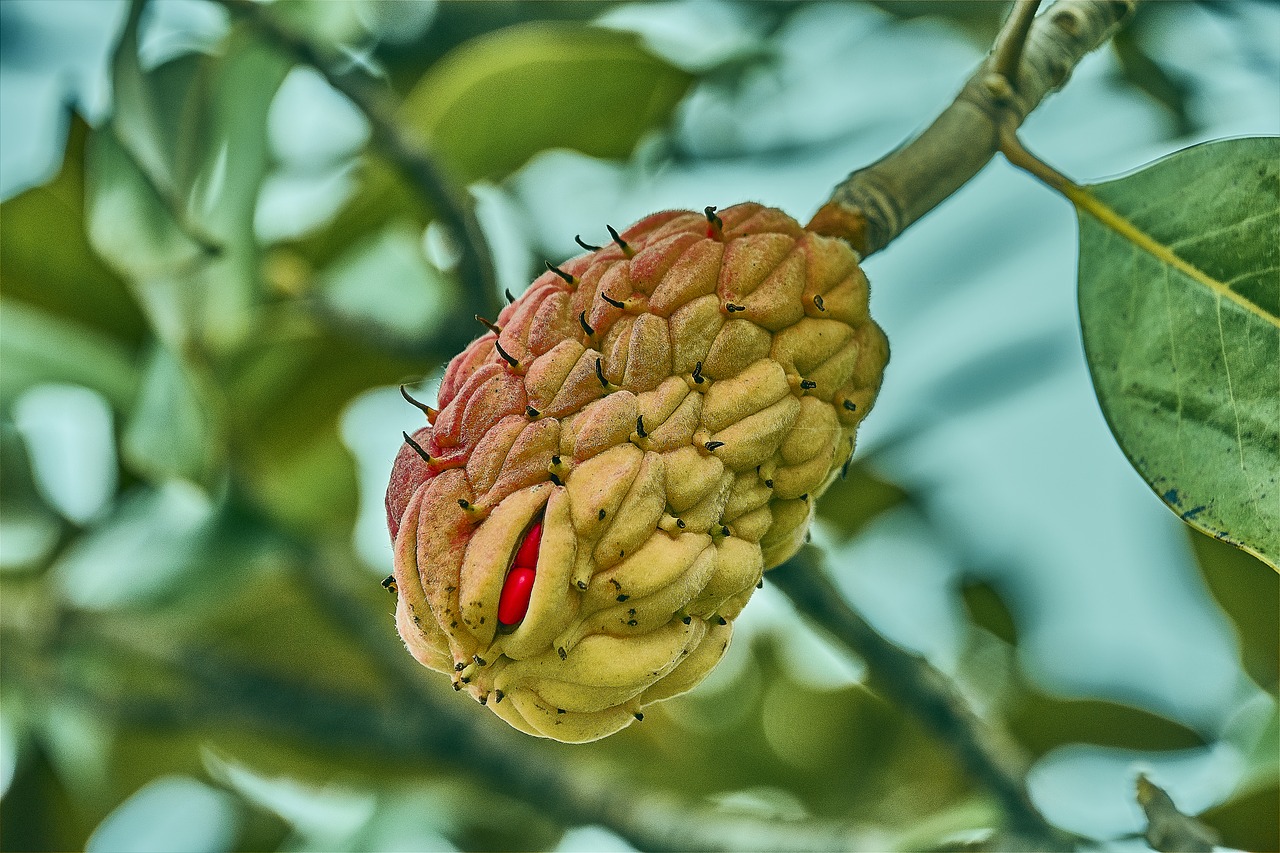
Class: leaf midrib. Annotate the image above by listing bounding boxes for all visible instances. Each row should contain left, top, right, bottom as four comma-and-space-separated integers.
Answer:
1070, 184, 1280, 329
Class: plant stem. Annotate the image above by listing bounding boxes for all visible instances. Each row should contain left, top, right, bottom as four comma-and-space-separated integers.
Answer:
809, 0, 1139, 256
212, 0, 500, 351
768, 548, 1077, 851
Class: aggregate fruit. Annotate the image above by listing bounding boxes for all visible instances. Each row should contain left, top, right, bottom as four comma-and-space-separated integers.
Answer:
385, 203, 888, 742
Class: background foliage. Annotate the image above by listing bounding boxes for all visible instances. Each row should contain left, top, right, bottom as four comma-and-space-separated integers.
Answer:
0, 1, 1276, 851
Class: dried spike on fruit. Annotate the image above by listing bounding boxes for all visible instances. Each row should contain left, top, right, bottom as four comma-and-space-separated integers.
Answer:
385, 203, 887, 742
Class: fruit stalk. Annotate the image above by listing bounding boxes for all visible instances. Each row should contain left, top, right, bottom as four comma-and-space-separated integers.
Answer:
808, 0, 1139, 256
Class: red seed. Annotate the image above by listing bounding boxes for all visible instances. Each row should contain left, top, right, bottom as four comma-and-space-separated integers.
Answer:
514, 521, 542, 569
498, 567, 536, 625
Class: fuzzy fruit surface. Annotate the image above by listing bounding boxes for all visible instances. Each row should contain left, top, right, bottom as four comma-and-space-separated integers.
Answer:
385, 203, 888, 742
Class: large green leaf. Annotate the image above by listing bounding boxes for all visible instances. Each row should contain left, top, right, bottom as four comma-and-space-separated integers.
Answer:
400, 22, 693, 183
1077, 137, 1279, 569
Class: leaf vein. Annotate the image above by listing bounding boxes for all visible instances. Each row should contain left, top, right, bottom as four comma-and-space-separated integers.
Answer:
1171, 208, 1279, 248
1215, 297, 1248, 473
1071, 187, 1280, 328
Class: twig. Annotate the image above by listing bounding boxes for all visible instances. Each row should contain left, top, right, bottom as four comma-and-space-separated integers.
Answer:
809, 0, 1139, 256
212, 0, 499, 350
990, 1, 1044, 84
768, 548, 1077, 851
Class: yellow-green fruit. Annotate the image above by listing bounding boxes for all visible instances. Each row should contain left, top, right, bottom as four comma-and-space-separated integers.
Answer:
385, 203, 888, 742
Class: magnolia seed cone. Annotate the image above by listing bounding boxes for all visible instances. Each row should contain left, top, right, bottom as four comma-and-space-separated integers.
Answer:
385, 203, 888, 742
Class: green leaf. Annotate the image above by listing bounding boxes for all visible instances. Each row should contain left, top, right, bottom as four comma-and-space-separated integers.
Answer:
86, 776, 242, 853
0, 420, 63, 572
0, 301, 139, 412
1077, 137, 1280, 569
0, 118, 147, 346
1006, 691, 1206, 757
52, 484, 220, 610
813, 462, 907, 543
223, 308, 431, 537
99, 9, 289, 356
85, 126, 212, 300
1191, 530, 1278, 692
121, 344, 222, 488
958, 579, 1018, 646
315, 222, 453, 350
400, 22, 693, 183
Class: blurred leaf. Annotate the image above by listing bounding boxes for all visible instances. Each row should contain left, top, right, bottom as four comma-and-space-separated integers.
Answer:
0, 421, 63, 572
634, 632, 972, 827
49, 484, 277, 611
277, 154, 431, 272
400, 22, 693, 183
182, 26, 291, 355
0, 703, 20, 800
814, 462, 908, 542
225, 308, 429, 537
0, 118, 147, 346
1191, 529, 1279, 692
86, 775, 242, 853
0, 301, 140, 412
1200, 782, 1280, 853
315, 221, 453, 351
1135, 773, 1219, 853
379, 1, 620, 91
865, 1, 1005, 42
0, 739, 85, 851
1007, 691, 1206, 758
102, 9, 290, 356
957, 581, 1211, 757
260, 0, 369, 50
1201, 709, 1279, 852
377, 778, 564, 853
85, 126, 213, 321
958, 579, 1018, 646
32, 700, 114, 806
1077, 137, 1280, 568
204, 750, 375, 848
122, 344, 221, 488
356, 784, 469, 853
888, 796, 1000, 852
111, 0, 187, 198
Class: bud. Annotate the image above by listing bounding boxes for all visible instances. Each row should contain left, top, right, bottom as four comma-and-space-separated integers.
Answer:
385, 203, 888, 741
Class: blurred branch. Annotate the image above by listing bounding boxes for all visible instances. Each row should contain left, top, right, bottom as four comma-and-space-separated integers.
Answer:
212, 0, 500, 351
809, 0, 1139, 255
3, 608, 887, 853
1110, 22, 1195, 137
769, 548, 1076, 851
